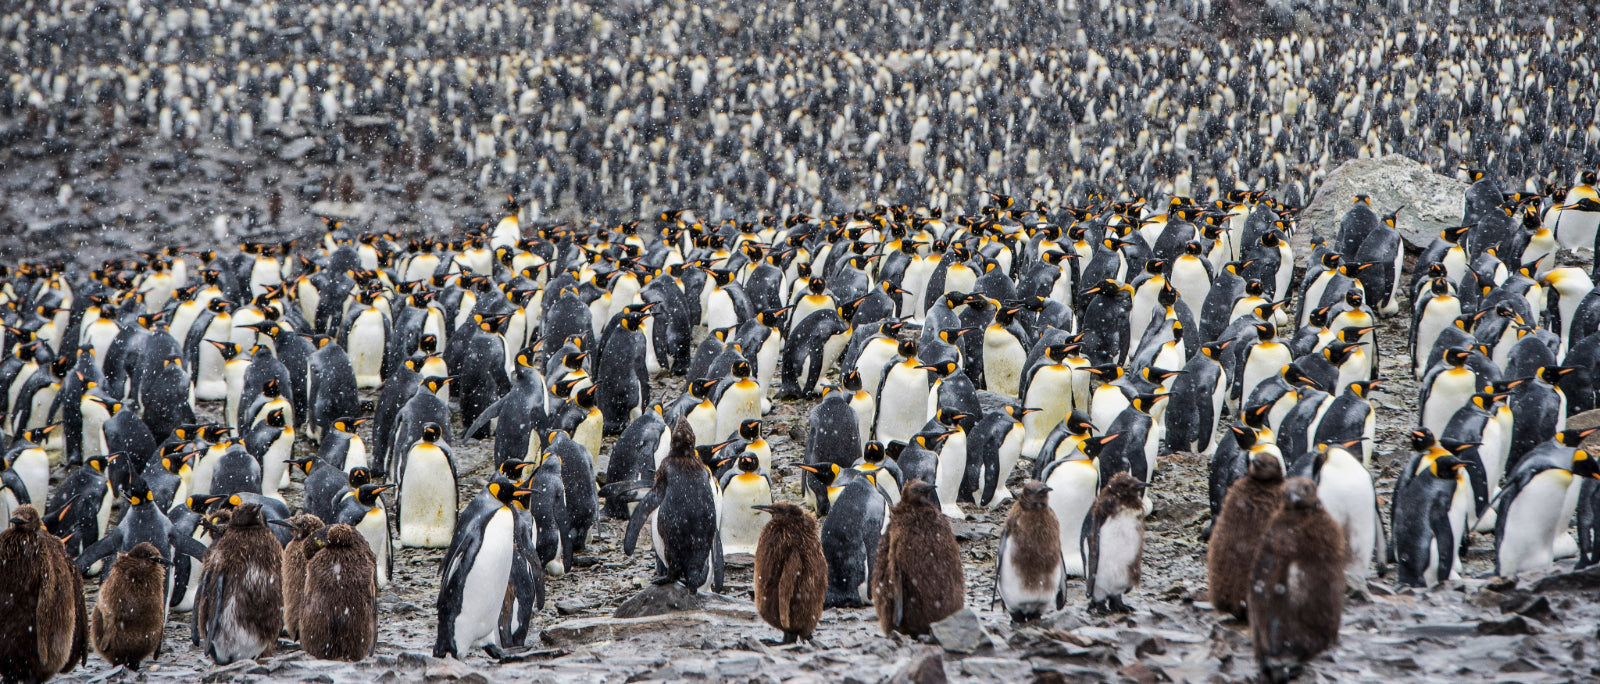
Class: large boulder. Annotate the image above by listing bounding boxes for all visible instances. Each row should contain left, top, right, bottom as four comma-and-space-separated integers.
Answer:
1295, 154, 1468, 261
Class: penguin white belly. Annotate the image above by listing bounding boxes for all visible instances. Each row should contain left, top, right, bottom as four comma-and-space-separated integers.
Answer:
1202, 375, 1229, 456
348, 310, 387, 388
1555, 478, 1583, 560
399, 444, 457, 548
192, 449, 222, 495
874, 366, 930, 445
1127, 284, 1162, 346
359, 506, 392, 589
259, 433, 294, 500
849, 393, 875, 455
175, 529, 206, 612
715, 381, 763, 440
1171, 262, 1210, 316
453, 509, 515, 652
1047, 269, 1074, 309
1317, 454, 1378, 582
249, 259, 282, 298
97, 485, 114, 537
223, 360, 250, 428
998, 533, 1062, 614
343, 437, 369, 473
1090, 510, 1142, 601
756, 334, 781, 413
1447, 474, 1472, 578
194, 341, 229, 401
687, 404, 719, 446
818, 331, 852, 389
854, 341, 898, 396
576, 414, 604, 469
983, 330, 1025, 397
1240, 344, 1292, 402
1023, 366, 1075, 458
704, 289, 739, 332
1497, 470, 1573, 576
1422, 369, 1477, 437
13, 450, 49, 504
1473, 421, 1509, 533
1089, 387, 1128, 435
1555, 206, 1600, 250
1413, 299, 1461, 377
987, 426, 1025, 508
211, 595, 274, 664
1300, 275, 1332, 327
84, 321, 121, 371
1047, 462, 1098, 577
934, 432, 968, 518
719, 475, 771, 555
902, 261, 935, 321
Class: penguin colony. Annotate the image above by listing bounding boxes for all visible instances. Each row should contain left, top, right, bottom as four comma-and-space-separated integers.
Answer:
2, 3, 1600, 684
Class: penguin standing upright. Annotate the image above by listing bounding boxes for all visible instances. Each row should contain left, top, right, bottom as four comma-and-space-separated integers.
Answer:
718, 455, 771, 555
818, 465, 889, 608
333, 484, 395, 590
0, 505, 88, 682
872, 339, 933, 446
91, 542, 169, 670
195, 502, 283, 665
751, 501, 827, 644
1495, 442, 1600, 577
1207, 452, 1285, 619
1250, 477, 1348, 683
594, 311, 652, 433
1296, 442, 1383, 585
396, 422, 457, 549
277, 514, 325, 642
623, 420, 724, 592
434, 479, 540, 660
1083, 472, 1147, 613
873, 480, 963, 636
994, 481, 1068, 623
298, 524, 378, 662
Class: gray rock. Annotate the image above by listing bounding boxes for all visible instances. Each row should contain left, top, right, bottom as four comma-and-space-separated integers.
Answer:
886, 646, 947, 684
929, 608, 993, 654
1296, 154, 1469, 258
555, 599, 592, 616
613, 582, 750, 619
1530, 566, 1600, 593
717, 654, 762, 678
960, 657, 1031, 680
278, 137, 319, 161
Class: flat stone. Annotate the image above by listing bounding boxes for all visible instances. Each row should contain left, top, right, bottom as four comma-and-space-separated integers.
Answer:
1403, 624, 1477, 638
928, 608, 993, 654
960, 657, 1031, 680
1530, 566, 1600, 593
556, 599, 593, 616
613, 582, 752, 619
542, 610, 758, 646
716, 654, 762, 678
1478, 615, 1538, 636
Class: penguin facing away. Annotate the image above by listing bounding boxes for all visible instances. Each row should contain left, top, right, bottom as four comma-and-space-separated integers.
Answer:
298, 523, 379, 662
751, 501, 827, 644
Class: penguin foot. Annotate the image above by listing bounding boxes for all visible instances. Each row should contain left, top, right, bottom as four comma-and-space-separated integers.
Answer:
484, 643, 507, 661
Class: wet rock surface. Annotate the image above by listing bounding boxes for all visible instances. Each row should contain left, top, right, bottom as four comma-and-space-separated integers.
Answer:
1297, 154, 1470, 254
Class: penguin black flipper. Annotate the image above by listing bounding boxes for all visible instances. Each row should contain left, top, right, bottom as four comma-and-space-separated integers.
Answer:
1372, 496, 1388, 578
1080, 506, 1100, 605
622, 488, 663, 556
0, 469, 29, 504
712, 531, 726, 592
463, 396, 505, 441
169, 530, 208, 560
1578, 479, 1600, 570
73, 528, 124, 573
434, 519, 485, 658
1429, 500, 1456, 585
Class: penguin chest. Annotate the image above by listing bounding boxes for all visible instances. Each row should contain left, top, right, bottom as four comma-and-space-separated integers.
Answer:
875, 366, 931, 444
1423, 369, 1477, 436
855, 341, 898, 394
399, 445, 457, 548
934, 432, 968, 516
1047, 461, 1098, 576
576, 411, 604, 466
357, 506, 392, 587
1025, 365, 1075, 429
1413, 297, 1461, 375
986, 424, 1027, 507
454, 510, 516, 651
1317, 454, 1378, 573
1242, 343, 1292, 398
348, 309, 387, 386
704, 289, 739, 332
1499, 470, 1573, 576
849, 392, 876, 449
223, 360, 251, 427
983, 328, 1026, 397
13, 450, 49, 504
716, 381, 763, 438
259, 432, 295, 498
1091, 509, 1144, 600
1171, 260, 1210, 313
719, 475, 772, 555
942, 264, 977, 296
687, 403, 719, 445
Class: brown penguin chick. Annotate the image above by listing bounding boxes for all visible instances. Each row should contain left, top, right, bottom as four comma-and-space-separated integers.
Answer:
995, 480, 1067, 623
195, 502, 284, 665
91, 542, 170, 670
872, 480, 964, 636
0, 505, 88, 682
1249, 477, 1350, 684
1085, 472, 1147, 613
751, 501, 827, 644
1207, 453, 1286, 620
275, 514, 326, 641
298, 524, 378, 662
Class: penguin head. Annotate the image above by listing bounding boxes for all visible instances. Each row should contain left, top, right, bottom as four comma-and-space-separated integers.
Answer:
420, 422, 444, 443
574, 385, 598, 409
1318, 252, 1342, 270
899, 479, 938, 507
1252, 322, 1277, 342
1336, 325, 1377, 344
1281, 477, 1321, 509
261, 378, 284, 399
1536, 366, 1576, 385
1016, 480, 1052, 509
207, 298, 233, 314
87, 454, 111, 473
6, 505, 40, 531
913, 432, 950, 452
1243, 279, 1265, 297
730, 359, 753, 380
795, 462, 841, 486
1348, 380, 1381, 398
333, 417, 369, 434
1078, 433, 1121, 459
1130, 393, 1170, 413
1442, 224, 1474, 244
1555, 427, 1599, 447
186, 494, 223, 513
1574, 451, 1600, 480
1085, 363, 1122, 380
1065, 411, 1095, 436
1442, 348, 1471, 367
125, 486, 155, 507
896, 338, 920, 360
733, 455, 761, 474
1142, 367, 1185, 385
863, 441, 886, 464
423, 375, 456, 395
1005, 405, 1041, 422
264, 408, 288, 428
1344, 289, 1365, 309
206, 339, 240, 360
919, 360, 958, 378
346, 468, 373, 488
738, 420, 762, 441
355, 484, 394, 507
1242, 402, 1274, 429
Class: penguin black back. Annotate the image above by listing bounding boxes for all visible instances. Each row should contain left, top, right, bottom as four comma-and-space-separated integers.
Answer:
298, 524, 378, 662
873, 480, 963, 636
622, 419, 723, 592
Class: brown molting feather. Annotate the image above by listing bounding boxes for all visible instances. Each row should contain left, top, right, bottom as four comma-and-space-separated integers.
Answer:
873, 480, 964, 636
299, 524, 378, 662
195, 503, 285, 665
1249, 478, 1349, 684
752, 502, 827, 643
1004, 481, 1063, 594
91, 542, 167, 669
0, 505, 88, 682
280, 514, 326, 642
1207, 454, 1285, 620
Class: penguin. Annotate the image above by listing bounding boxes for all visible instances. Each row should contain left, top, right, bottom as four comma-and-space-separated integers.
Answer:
1165, 340, 1231, 454
1295, 442, 1384, 585
1077, 279, 1135, 365
276, 514, 324, 642
1249, 477, 1348, 684
1412, 278, 1463, 379
1238, 322, 1292, 404
853, 440, 904, 505
314, 418, 370, 472
751, 501, 827, 644
994, 480, 1068, 623
0, 505, 87, 682
1392, 451, 1471, 588
1419, 349, 1482, 437
872, 339, 934, 446
714, 360, 763, 440
1099, 393, 1171, 487
1083, 471, 1146, 613
332, 483, 395, 590
873, 480, 963, 636
434, 479, 540, 660
396, 422, 457, 549
1207, 452, 1285, 620
307, 339, 360, 443
718, 454, 771, 556
298, 524, 379, 662
818, 464, 890, 608
967, 405, 1034, 508
1495, 442, 1600, 577
1312, 381, 1380, 465
622, 419, 724, 592
44, 453, 113, 563
1020, 343, 1080, 458
981, 303, 1031, 397
341, 290, 390, 388
195, 502, 283, 665
91, 541, 169, 670
542, 430, 597, 554
779, 308, 851, 399
594, 310, 652, 433
73, 483, 207, 596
